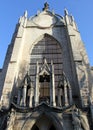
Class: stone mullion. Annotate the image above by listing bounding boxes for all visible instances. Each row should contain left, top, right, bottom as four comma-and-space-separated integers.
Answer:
34, 62, 39, 106
50, 62, 56, 106
29, 87, 34, 107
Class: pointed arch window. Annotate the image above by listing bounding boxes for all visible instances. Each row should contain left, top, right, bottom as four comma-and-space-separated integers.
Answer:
29, 34, 63, 95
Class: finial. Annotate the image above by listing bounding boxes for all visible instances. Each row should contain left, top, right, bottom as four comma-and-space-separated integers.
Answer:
64, 8, 68, 15
43, 2, 49, 11
24, 10, 28, 18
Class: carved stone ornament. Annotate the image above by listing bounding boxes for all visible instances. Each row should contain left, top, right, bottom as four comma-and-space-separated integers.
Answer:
72, 106, 90, 130
42, 2, 49, 11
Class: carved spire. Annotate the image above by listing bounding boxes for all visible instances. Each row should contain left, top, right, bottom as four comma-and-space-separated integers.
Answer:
42, 2, 49, 11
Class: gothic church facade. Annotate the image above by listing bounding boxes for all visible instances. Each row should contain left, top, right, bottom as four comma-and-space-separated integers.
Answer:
0, 3, 93, 130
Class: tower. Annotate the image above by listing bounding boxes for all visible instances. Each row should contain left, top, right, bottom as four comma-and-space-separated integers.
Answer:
0, 3, 93, 130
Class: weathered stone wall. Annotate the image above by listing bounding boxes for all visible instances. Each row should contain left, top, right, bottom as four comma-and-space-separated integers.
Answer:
0, 7, 91, 114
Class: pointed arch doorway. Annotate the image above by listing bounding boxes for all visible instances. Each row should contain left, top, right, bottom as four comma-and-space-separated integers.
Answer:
31, 114, 57, 130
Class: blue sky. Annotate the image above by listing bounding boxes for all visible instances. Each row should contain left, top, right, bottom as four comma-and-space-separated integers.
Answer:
0, 0, 93, 68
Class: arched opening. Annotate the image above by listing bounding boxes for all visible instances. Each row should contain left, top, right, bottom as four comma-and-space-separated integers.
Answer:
21, 112, 63, 130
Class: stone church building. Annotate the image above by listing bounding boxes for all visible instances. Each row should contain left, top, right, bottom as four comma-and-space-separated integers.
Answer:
0, 3, 93, 130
